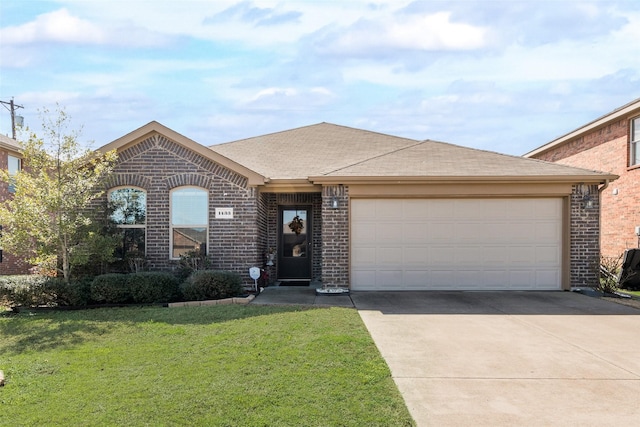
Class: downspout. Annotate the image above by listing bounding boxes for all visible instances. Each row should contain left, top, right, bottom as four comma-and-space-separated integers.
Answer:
597, 178, 610, 273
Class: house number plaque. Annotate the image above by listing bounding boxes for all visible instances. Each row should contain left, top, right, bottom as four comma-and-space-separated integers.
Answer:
215, 208, 234, 219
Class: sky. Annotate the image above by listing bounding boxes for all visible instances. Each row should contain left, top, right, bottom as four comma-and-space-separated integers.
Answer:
1, 0, 639, 156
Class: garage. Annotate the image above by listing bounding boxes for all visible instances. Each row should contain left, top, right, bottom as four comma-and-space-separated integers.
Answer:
350, 198, 563, 291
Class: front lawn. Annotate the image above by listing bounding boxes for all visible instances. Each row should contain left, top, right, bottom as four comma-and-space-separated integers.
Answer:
0, 305, 414, 426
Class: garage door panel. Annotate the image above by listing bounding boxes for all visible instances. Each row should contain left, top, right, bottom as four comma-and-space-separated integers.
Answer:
403, 247, 429, 265
402, 222, 429, 242
351, 198, 563, 291
377, 270, 402, 286
378, 247, 403, 264
352, 247, 376, 266
535, 246, 561, 264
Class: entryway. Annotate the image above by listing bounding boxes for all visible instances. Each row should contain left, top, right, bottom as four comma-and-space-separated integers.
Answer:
277, 206, 312, 282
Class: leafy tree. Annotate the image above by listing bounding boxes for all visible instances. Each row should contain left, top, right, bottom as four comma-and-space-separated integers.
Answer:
0, 107, 118, 282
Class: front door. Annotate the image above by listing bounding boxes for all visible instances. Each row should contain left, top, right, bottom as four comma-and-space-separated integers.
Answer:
278, 207, 312, 281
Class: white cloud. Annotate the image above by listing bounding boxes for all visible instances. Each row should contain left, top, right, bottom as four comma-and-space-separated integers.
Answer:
384, 12, 488, 50
1, 8, 104, 45
0, 7, 173, 48
241, 86, 336, 111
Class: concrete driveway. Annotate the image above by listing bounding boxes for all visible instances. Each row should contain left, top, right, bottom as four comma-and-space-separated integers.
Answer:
351, 291, 640, 426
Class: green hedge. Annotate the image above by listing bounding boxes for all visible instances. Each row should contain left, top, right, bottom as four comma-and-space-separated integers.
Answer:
0, 276, 93, 308
1, 270, 242, 309
129, 272, 180, 303
180, 270, 244, 301
90, 273, 131, 304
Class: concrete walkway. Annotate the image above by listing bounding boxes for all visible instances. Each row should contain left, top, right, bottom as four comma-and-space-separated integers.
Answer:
253, 288, 640, 426
251, 285, 354, 307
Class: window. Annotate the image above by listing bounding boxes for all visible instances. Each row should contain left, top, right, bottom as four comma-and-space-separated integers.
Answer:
632, 117, 640, 166
7, 155, 20, 193
109, 187, 146, 258
171, 187, 208, 259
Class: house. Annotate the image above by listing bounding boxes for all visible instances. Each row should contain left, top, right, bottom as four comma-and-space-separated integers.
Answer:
525, 98, 640, 259
98, 121, 616, 291
0, 133, 30, 275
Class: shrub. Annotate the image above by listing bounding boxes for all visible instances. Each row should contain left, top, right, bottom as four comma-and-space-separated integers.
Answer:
90, 273, 131, 304
180, 270, 243, 301
0, 276, 96, 308
175, 250, 211, 280
0, 275, 52, 307
128, 272, 180, 303
45, 278, 94, 307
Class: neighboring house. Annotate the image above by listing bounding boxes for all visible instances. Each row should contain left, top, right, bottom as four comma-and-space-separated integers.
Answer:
98, 121, 616, 291
0, 133, 30, 275
525, 98, 640, 259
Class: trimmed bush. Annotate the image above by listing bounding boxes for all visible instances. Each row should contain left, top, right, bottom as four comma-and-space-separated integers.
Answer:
0, 275, 52, 307
180, 270, 243, 301
45, 278, 94, 307
90, 274, 131, 304
128, 272, 180, 303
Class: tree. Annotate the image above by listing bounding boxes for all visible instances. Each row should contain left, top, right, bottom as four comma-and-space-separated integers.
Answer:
0, 107, 118, 282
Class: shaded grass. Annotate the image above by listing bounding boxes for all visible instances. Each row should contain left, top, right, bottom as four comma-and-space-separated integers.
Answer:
0, 305, 414, 426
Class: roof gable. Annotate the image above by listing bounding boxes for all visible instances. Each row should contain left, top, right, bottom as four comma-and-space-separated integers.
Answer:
98, 121, 266, 186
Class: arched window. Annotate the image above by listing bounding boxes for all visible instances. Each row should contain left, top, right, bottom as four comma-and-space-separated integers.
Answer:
109, 187, 146, 258
170, 187, 208, 259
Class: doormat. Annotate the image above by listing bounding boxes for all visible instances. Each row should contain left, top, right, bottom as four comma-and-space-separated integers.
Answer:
278, 281, 310, 286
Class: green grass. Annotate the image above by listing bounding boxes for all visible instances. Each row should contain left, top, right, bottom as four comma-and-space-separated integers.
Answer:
618, 289, 640, 298
0, 305, 414, 426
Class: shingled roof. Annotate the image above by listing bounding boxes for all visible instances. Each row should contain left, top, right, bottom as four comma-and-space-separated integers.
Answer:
210, 122, 616, 184
0, 133, 21, 153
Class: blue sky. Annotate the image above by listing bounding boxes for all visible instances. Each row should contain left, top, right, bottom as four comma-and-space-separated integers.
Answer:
1, 0, 639, 155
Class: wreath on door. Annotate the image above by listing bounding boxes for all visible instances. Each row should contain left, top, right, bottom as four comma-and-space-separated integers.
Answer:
288, 215, 304, 235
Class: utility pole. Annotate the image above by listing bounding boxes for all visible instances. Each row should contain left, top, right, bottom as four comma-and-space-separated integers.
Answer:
0, 98, 24, 140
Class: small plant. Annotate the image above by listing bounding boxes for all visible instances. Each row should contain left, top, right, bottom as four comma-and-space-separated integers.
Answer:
176, 250, 211, 280
180, 270, 243, 301
599, 254, 623, 294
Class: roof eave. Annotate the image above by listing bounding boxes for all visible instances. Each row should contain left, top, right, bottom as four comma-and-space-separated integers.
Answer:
524, 98, 640, 158
309, 174, 619, 185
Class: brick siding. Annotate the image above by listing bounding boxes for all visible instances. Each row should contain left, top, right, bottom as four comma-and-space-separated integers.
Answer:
0, 148, 31, 275
104, 134, 261, 285
261, 192, 323, 282
532, 114, 640, 259
570, 184, 601, 287
321, 185, 349, 288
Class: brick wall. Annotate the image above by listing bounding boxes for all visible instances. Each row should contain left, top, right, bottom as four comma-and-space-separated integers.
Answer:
532, 115, 640, 258
263, 193, 323, 282
570, 184, 601, 287
534, 118, 628, 163
105, 134, 261, 284
321, 185, 349, 288
0, 148, 31, 275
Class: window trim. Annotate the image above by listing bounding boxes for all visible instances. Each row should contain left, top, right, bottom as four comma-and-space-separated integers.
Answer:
169, 186, 209, 260
630, 116, 640, 167
108, 186, 147, 258
7, 155, 21, 193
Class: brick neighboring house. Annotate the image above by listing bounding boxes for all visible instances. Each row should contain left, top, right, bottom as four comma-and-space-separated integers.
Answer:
525, 98, 640, 259
0, 134, 30, 275
96, 121, 615, 290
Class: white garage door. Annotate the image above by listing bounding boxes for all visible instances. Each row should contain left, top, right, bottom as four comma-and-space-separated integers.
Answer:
351, 198, 562, 291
